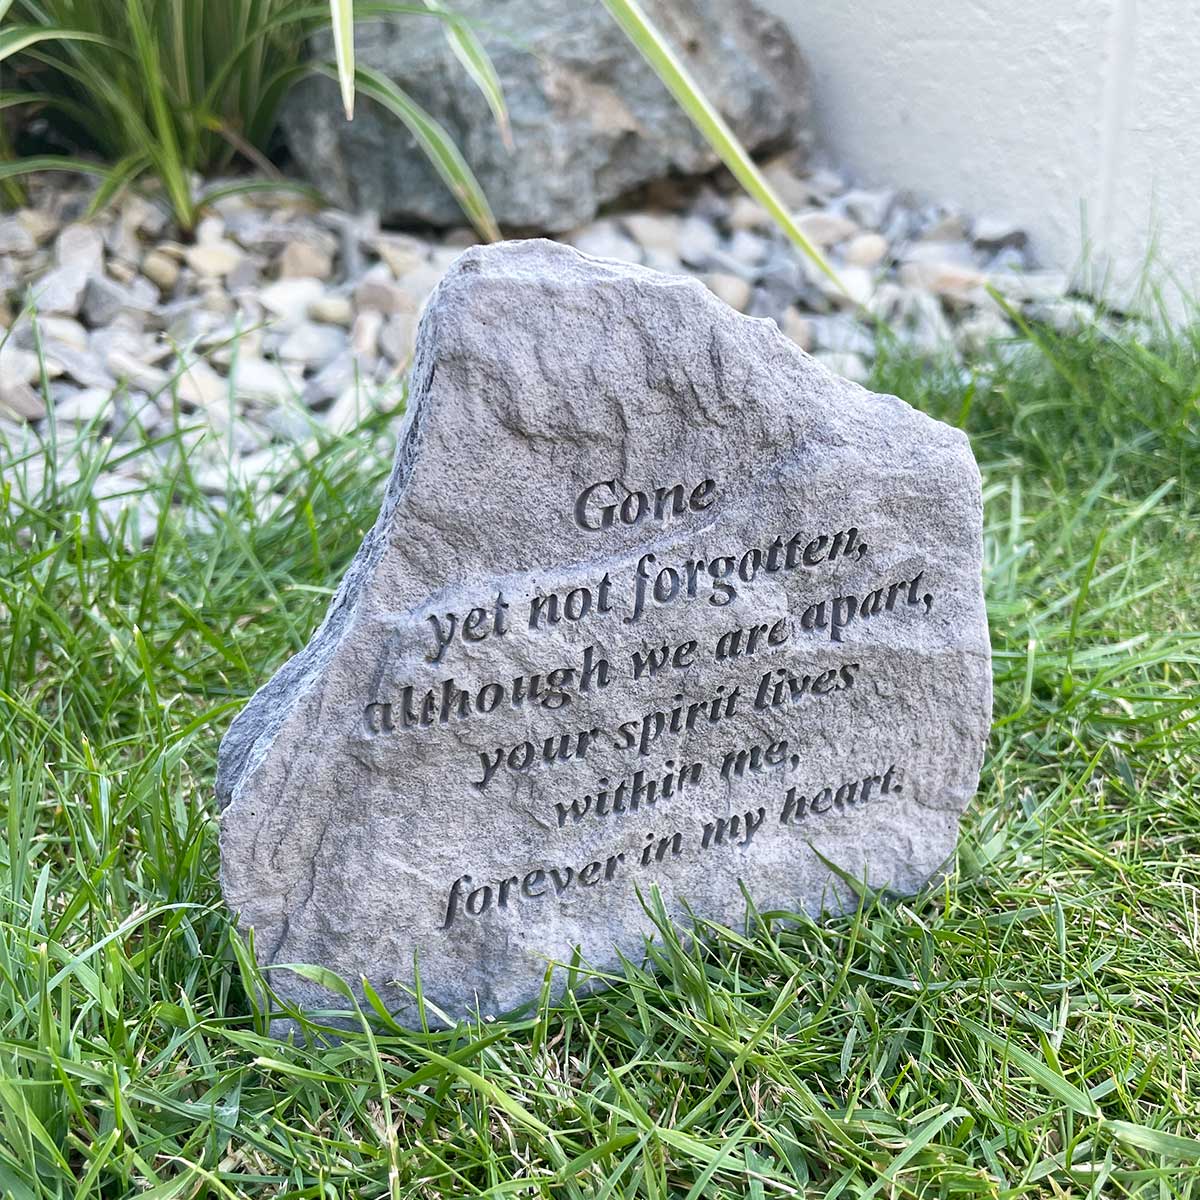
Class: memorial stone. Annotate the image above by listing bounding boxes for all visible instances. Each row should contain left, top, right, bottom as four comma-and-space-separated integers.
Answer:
216, 239, 992, 1026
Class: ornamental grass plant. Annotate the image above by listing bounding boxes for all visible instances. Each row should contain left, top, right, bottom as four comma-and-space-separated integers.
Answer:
0, 0, 500, 234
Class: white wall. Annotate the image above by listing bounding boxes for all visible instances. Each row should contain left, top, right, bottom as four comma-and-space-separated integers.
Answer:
761, 0, 1200, 311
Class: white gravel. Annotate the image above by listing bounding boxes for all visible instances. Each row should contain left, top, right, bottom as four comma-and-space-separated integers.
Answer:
1, 157, 1116, 524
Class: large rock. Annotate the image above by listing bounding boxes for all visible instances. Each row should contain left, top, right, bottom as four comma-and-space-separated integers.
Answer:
281, 0, 810, 232
217, 240, 991, 1029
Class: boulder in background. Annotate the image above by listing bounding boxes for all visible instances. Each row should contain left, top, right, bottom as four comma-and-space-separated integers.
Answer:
281, 0, 811, 232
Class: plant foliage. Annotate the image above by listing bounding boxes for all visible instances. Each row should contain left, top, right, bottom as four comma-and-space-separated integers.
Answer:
0, 0, 501, 234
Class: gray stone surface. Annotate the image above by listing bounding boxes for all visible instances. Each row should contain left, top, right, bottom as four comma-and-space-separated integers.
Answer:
280, 0, 810, 232
217, 239, 992, 1027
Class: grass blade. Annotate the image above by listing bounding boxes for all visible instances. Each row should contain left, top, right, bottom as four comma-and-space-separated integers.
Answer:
0, 155, 114, 183
122, 0, 193, 228
0, 24, 115, 63
84, 149, 150, 216
600, 0, 843, 295
860, 1108, 969, 1200
328, 0, 356, 118
425, 0, 511, 148
197, 176, 325, 210
1107, 1121, 1200, 1161
959, 1016, 1101, 1118
327, 62, 500, 240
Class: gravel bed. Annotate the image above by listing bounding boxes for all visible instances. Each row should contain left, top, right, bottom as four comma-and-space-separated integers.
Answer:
0, 157, 1114, 521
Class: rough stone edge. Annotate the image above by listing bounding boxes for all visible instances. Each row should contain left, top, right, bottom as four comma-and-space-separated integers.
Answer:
213, 266, 441, 810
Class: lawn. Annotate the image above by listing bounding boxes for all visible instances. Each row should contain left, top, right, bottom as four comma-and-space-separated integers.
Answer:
1, 315, 1198, 1197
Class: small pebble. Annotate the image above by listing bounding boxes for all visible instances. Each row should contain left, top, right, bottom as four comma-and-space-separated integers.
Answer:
352, 310, 383, 359
379, 312, 418, 363
53, 386, 112, 423
278, 322, 346, 369
760, 157, 813, 208
920, 212, 969, 242
0, 380, 46, 421
822, 265, 875, 308
17, 208, 59, 246
813, 351, 868, 384
728, 228, 770, 268
186, 240, 243, 278
569, 220, 642, 264
703, 272, 752, 312
988, 270, 1069, 304
142, 249, 181, 292
355, 269, 418, 316
840, 188, 893, 230
279, 239, 334, 280
55, 223, 105, 273
900, 261, 986, 302
260, 277, 326, 328
174, 357, 228, 411
843, 232, 888, 268
232, 356, 301, 404
794, 210, 859, 248
727, 195, 770, 232
678, 214, 720, 266
308, 295, 354, 327
973, 215, 1027, 251
779, 308, 814, 350
371, 233, 428, 277
32, 265, 89, 316
621, 213, 679, 255
0, 216, 35, 256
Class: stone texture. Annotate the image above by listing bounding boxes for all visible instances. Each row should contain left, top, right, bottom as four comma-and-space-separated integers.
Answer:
308, 293, 354, 327
841, 188, 894, 231
900, 260, 985, 302
0, 379, 46, 421
81, 274, 155, 328
260, 278, 326, 328
217, 239, 992, 1028
823, 264, 875, 308
354, 268, 418, 316
280, 0, 810, 232
278, 321, 346, 369
231, 356, 301, 404
175, 357, 228, 411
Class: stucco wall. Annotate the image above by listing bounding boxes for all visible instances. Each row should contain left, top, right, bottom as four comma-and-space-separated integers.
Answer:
759, 0, 1199, 310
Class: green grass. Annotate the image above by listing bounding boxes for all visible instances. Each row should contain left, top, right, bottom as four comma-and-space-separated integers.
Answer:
1, 315, 1199, 1197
